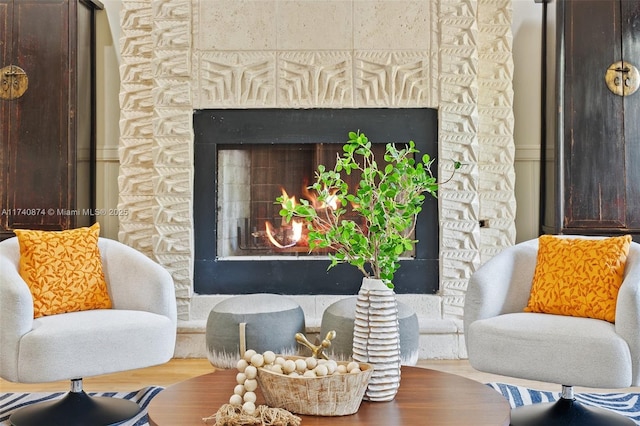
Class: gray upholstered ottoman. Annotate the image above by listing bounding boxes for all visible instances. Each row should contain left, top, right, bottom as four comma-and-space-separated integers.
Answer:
206, 293, 306, 368
320, 297, 420, 365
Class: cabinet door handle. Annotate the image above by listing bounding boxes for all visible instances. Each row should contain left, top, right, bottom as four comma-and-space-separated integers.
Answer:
605, 61, 639, 97
0, 65, 29, 100
4, 68, 26, 77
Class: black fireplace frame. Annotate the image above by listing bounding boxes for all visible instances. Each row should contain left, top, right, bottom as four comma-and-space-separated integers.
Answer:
193, 108, 439, 295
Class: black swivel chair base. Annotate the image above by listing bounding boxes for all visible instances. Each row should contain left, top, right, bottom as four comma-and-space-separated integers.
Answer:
510, 396, 635, 426
9, 379, 141, 426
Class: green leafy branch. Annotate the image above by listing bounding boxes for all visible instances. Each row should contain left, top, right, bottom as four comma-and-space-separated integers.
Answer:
277, 131, 460, 289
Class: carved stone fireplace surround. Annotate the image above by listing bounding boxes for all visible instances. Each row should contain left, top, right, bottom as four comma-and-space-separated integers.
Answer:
117, 0, 516, 359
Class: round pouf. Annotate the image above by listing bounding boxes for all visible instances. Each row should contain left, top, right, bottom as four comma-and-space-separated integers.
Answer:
206, 294, 306, 368
320, 296, 420, 365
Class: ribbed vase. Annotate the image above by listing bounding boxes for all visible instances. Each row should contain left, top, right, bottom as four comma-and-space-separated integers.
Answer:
352, 277, 401, 402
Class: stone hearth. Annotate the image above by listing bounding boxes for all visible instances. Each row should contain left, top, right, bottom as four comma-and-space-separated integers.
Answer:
117, 0, 516, 359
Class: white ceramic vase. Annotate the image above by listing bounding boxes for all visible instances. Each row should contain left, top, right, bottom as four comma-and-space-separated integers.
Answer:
352, 277, 401, 402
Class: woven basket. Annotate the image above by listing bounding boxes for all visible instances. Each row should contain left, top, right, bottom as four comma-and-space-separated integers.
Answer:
256, 357, 373, 416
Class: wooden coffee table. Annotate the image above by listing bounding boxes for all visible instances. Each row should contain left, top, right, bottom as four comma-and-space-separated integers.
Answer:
148, 366, 510, 425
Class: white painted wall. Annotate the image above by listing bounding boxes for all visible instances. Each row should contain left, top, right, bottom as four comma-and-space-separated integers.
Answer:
94, 0, 122, 240
512, 0, 543, 243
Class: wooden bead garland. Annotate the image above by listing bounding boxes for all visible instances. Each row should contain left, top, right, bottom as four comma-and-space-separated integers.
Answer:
204, 326, 374, 424
232, 349, 363, 414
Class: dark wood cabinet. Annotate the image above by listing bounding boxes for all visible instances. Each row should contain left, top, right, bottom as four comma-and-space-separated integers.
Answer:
542, 0, 640, 240
0, 0, 103, 240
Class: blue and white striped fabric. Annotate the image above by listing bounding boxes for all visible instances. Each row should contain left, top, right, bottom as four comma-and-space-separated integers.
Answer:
0, 386, 163, 426
487, 382, 640, 425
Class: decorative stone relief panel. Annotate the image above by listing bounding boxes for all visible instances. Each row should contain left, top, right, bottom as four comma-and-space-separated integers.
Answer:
152, 0, 191, 21
155, 196, 192, 225
118, 0, 516, 329
153, 79, 192, 107
152, 49, 191, 77
118, 221, 155, 254
120, 84, 154, 110
153, 225, 191, 254
119, 138, 153, 166
119, 1, 154, 257
117, 166, 154, 203
477, 0, 516, 262
120, 29, 153, 58
152, 108, 192, 137
437, 0, 482, 319
117, 195, 155, 224
151, 2, 194, 316
153, 167, 191, 195
199, 52, 276, 107
155, 253, 192, 300
120, 2, 152, 28
354, 52, 431, 107
119, 0, 194, 319
120, 58, 154, 85
429, 0, 441, 106
153, 137, 192, 167
119, 111, 154, 139
278, 52, 353, 107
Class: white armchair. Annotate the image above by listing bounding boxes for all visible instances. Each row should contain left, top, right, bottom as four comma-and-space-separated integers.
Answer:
464, 236, 640, 426
0, 236, 177, 426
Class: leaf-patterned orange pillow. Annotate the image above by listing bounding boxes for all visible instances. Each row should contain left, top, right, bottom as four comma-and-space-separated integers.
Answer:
14, 223, 112, 318
525, 235, 632, 323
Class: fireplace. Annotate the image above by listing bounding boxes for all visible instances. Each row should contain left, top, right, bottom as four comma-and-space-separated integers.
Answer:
193, 108, 439, 295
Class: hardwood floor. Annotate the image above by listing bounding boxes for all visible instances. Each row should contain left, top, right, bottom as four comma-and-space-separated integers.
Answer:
0, 359, 213, 393
2, 358, 638, 395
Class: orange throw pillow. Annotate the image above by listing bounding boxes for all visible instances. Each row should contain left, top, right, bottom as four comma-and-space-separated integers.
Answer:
14, 223, 112, 318
525, 235, 632, 323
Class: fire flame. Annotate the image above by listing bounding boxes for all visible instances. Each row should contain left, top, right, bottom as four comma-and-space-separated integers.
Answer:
264, 189, 305, 248
302, 185, 339, 210
264, 186, 340, 250
264, 220, 303, 248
